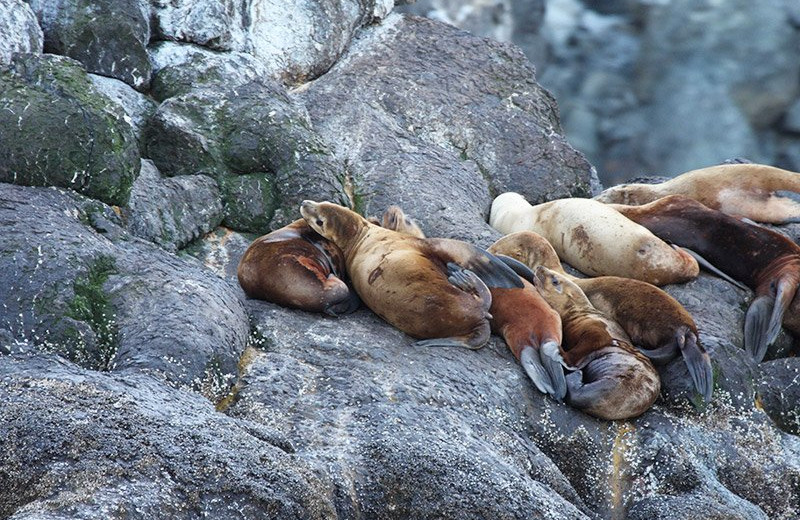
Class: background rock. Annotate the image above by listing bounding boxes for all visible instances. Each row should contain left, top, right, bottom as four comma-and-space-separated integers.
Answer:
28, 0, 152, 90
0, 0, 43, 65
0, 54, 140, 205
89, 74, 157, 143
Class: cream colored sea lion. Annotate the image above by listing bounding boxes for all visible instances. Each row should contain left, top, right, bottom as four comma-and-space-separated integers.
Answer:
532, 266, 661, 420
611, 194, 800, 362
237, 219, 359, 315
489, 192, 699, 286
299, 200, 523, 349
490, 231, 713, 402
377, 206, 567, 399
595, 163, 800, 224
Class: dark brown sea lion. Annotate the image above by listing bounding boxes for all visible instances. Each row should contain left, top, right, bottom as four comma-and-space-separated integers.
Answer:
490, 231, 713, 402
532, 266, 661, 420
595, 163, 800, 224
376, 206, 567, 399
490, 192, 699, 286
611, 195, 800, 362
237, 219, 359, 315
299, 200, 522, 349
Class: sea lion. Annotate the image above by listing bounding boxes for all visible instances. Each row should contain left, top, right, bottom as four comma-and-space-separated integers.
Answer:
378, 206, 567, 399
299, 200, 523, 349
489, 192, 699, 286
532, 266, 661, 420
490, 231, 713, 402
610, 195, 800, 362
595, 163, 800, 224
237, 219, 360, 315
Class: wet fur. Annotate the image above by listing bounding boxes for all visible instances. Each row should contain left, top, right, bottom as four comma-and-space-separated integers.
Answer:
595, 163, 800, 224
612, 195, 800, 362
237, 219, 358, 315
490, 192, 698, 286
533, 266, 660, 420
490, 231, 713, 402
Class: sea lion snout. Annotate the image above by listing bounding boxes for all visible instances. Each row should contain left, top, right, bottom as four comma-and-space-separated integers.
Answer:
300, 200, 319, 219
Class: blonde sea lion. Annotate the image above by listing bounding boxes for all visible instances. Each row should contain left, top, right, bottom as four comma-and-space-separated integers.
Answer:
611, 194, 800, 362
237, 219, 359, 315
595, 163, 800, 224
532, 266, 661, 420
490, 231, 713, 402
378, 206, 567, 399
299, 200, 523, 349
489, 192, 699, 286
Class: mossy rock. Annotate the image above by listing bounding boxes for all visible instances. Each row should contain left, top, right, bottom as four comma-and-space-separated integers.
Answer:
0, 54, 140, 206
219, 173, 277, 234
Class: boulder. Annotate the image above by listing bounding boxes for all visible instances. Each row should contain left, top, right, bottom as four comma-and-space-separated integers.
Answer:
89, 74, 157, 143
28, 0, 152, 90
0, 0, 43, 65
757, 357, 800, 435
301, 13, 596, 245
0, 54, 140, 206
122, 159, 224, 252
0, 183, 248, 396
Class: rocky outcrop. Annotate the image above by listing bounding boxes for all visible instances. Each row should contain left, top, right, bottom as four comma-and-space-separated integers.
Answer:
0, 54, 140, 205
0, 2, 798, 519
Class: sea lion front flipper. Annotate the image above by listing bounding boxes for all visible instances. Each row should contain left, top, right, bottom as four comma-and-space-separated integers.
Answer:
675, 246, 748, 291
519, 346, 556, 397
744, 295, 774, 362
764, 276, 798, 353
495, 254, 536, 284
324, 288, 362, 317
678, 331, 713, 403
636, 341, 678, 365
424, 238, 524, 289
540, 340, 567, 401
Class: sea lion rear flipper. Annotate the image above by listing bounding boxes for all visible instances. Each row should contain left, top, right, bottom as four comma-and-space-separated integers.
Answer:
675, 245, 748, 291
495, 254, 536, 284
678, 331, 713, 403
764, 276, 798, 354
540, 340, 567, 401
744, 295, 774, 362
520, 346, 556, 397
424, 238, 524, 289
324, 289, 362, 316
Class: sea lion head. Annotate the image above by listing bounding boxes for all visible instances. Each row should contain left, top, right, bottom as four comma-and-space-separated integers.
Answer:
300, 200, 368, 252
594, 184, 656, 205
532, 266, 585, 313
488, 231, 562, 272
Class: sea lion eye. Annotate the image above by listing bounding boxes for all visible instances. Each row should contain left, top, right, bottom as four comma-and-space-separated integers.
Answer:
316, 219, 323, 227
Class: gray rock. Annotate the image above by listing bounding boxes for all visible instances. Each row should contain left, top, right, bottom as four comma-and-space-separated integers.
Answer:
757, 358, 800, 435
301, 13, 594, 246
150, 0, 398, 84
180, 226, 255, 282
28, 0, 152, 90
0, 0, 43, 65
143, 80, 346, 233
0, 352, 335, 519
148, 41, 269, 101
0, 183, 248, 396
0, 53, 140, 206
783, 98, 800, 133
122, 159, 224, 252
89, 74, 157, 142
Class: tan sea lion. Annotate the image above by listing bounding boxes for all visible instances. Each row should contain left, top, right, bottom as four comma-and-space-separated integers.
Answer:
489, 192, 699, 286
490, 231, 713, 402
378, 206, 567, 399
611, 194, 800, 362
595, 163, 800, 224
299, 200, 523, 349
237, 219, 360, 315
532, 266, 661, 420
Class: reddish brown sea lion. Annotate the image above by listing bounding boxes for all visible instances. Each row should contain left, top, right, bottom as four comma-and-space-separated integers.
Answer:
299, 200, 522, 349
611, 195, 800, 362
595, 163, 800, 224
490, 231, 713, 402
237, 219, 359, 315
532, 266, 661, 420
490, 192, 699, 286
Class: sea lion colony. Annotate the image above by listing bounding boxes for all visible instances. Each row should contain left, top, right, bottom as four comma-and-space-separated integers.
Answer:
237, 163, 800, 421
